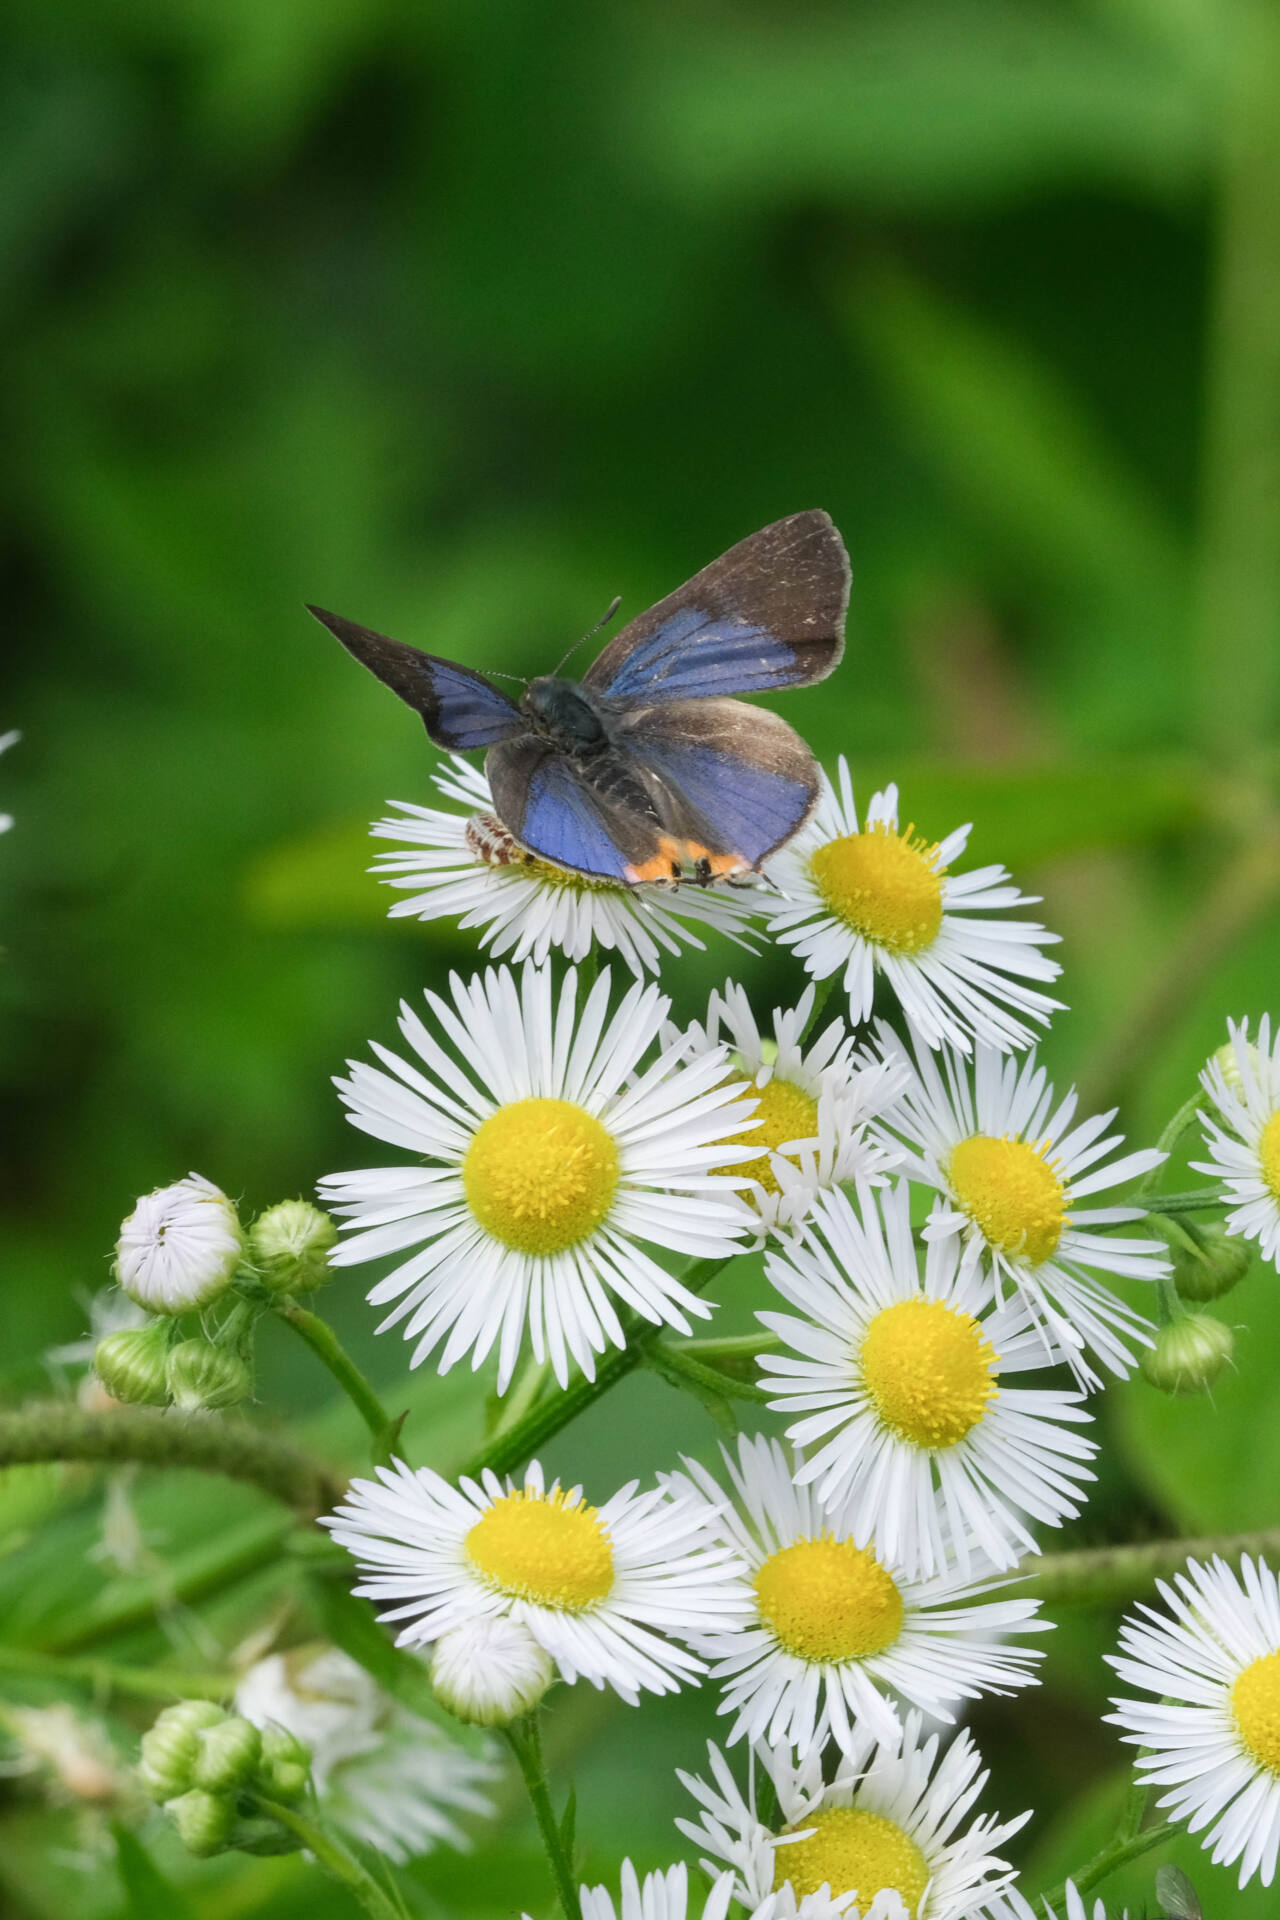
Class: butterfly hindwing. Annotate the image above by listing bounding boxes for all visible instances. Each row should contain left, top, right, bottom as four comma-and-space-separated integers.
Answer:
307, 606, 522, 749
583, 509, 849, 705
486, 738, 642, 883
614, 698, 819, 872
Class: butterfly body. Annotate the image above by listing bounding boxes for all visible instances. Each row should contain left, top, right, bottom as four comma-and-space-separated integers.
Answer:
310, 509, 849, 887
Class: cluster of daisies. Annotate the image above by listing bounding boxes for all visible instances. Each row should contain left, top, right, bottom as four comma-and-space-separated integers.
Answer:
103, 757, 1280, 1915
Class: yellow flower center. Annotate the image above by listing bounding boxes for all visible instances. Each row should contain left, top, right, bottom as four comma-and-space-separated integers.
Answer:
465, 1487, 614, 1610
753, 1536, 903, 1661
774, 1808, 929, 1907
947, 1134, 1067, 1265
713, 1078, 820, 1194
1259, 1112, 1280, 1203
462, 1098, 619, 1255
1231, 1649, 1280, 1775
809, 823, 944, 955
861, 1297, 998, 1448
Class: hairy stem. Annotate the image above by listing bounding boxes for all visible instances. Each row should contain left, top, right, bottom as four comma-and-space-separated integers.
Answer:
271, 1301, 394, 1449
0, 1404, 341, 1515
1039, 1819, 1178, 1912
252, 1796, 411, 1920
1022, 1524, 1280, 1608
456, 1257, 731, 1482
503, 1715, 578, 1920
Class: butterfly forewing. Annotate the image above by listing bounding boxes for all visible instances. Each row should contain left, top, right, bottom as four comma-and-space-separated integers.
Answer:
582, 509, 849, 705
307, 606, 523, 749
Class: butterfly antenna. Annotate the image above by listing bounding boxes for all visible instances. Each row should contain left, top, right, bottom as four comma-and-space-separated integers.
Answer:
553, 594, 623, 675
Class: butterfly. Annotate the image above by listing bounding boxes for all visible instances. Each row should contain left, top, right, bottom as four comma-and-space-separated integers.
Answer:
308, 509, 849, 887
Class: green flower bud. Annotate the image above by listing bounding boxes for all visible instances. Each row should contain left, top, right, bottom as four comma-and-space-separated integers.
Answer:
94, 1319, 172, 1408
167, 1786, 237, 1857
191, 1715, 262, 1793
1171, 1223, 1252, 1302
137, 1701, 224, 1802
247, 1199, 337, 1296
257, 1723, 310, 1803
1140, 1313, 1235, 1396
165, 1337, 252, 1412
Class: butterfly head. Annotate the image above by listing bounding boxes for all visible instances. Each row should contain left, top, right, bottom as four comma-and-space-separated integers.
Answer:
521, 676, 608, 755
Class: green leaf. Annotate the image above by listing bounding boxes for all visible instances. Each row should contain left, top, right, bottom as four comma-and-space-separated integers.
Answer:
110, 1824, 197, 1920
559, 1786, 577, 1866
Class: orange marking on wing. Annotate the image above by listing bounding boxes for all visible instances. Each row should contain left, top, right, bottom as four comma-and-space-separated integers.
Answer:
625, 837, 751, 886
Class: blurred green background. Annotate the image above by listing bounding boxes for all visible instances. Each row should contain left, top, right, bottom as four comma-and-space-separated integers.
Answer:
2, 1, 1280, 1916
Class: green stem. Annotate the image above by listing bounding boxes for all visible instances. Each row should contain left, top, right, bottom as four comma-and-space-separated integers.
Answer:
1194, 0, 1280, 756
1142, 1187, 1226, 1216
1154, 1276, 1183, 1330
1039, 1819, 1178, 1912
457, 1257, 731, 1482
646, 1341, 770, 1404
271, 1301, 394, 1449
675, 1331, 780, 1361
0, 1645, 232, 1702
251, 1796, 411, 1920
503, 1715, 577, 1920
0, 1404, 341, 1515
1022, 1523, 1280, 1608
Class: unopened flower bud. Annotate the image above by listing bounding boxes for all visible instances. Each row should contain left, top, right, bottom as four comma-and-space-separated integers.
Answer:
431, 1615, 554, 1726
115, 1173, 243, 1314
247, 1199, 336, 1296
191, 1715, 262, 1793
1171, 1222, 1252, 1302
166, 1337, 252, 1411
167, 1786, 236, 1857
138, 1701, 224, 1802
94, 1319, 172, 1408
1213, 1038, 1257, 1095
1140, 1313, 1235, 1396
258, 1723, 311, 1803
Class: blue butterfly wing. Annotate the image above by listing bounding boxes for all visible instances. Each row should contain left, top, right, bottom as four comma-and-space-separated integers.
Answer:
308, 606, 522, 749
486, 739, 638, 882
614, 699, 819, 872
583, 510, 849, 705
487, 700, 818, 885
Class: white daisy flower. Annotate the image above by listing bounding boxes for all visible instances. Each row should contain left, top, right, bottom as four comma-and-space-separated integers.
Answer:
868, 1024, 1167, 1388
677, 1714, 1030, 1920
114, 1173, 244, 1314
1193, 1015, 1280, 1269
236, 1643, 497, 1864
578, 1861, 739, 1920
322, 1455, 751, 1706
761, 760, 1062, 1054
664, 1431, 1047, 1759
1105, 1553, 1280, 1889
758, 1182, 1096, 1577
371, 755, 761, 977
320, 961, 758, 1392
666, 982, 906, 1237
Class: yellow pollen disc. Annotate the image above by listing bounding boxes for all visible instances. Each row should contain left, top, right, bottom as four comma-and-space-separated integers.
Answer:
754, 1535, 903, 1661
1231, 1650, 1280, 1775
1259, 1113, 1280, 1203
947, 1133, 1067, 1265
465, 1487, 614, 1611
712, 1078, 820, 1194
774, 1808, 929, 1908
861, 1297, 998, 1449
809, 823, 945, 955
463, 1098, 619, 1255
